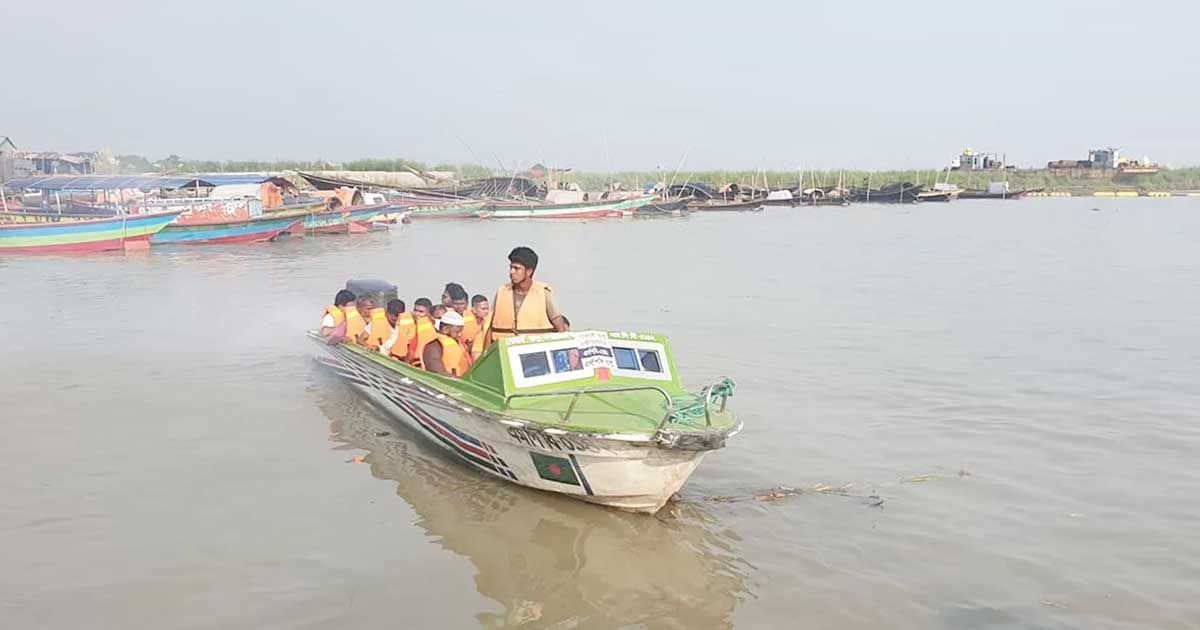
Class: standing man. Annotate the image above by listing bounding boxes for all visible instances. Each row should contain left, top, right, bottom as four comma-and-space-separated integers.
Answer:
486, 246, 567, 347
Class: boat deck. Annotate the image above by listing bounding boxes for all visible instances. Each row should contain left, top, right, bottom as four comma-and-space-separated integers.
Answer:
326, 337, 737, 436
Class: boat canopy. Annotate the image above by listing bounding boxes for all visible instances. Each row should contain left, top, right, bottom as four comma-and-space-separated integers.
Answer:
3, 174, 293, 192
2, 174, 216, 191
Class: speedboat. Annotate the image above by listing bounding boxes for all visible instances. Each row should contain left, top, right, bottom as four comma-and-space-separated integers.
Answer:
312, 328, 739, 513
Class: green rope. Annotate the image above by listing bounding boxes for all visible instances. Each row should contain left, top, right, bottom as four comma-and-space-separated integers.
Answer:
669, 377, 735, 426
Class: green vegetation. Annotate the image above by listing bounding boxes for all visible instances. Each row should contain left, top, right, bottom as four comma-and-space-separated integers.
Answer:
562, 167, 1200, 194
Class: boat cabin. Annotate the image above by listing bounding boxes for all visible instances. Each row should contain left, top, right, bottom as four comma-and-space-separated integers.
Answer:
455, 330, 688, 432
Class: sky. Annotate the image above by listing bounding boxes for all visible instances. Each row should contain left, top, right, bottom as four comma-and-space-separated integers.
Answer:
2, 0, 1198, 171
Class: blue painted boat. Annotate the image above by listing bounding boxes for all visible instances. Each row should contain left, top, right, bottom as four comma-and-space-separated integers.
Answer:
151, 212, 305, 245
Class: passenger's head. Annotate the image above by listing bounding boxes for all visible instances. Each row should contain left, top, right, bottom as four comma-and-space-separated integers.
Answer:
446, 284, 469, 313
471, 294, 490, 319
334, 289, 356, 308
355, 295, 377, 318
385, 299, 405, 325
413, 297, 433, 320
441, 282, 465, 308
431, 305, 447, 322
439, 310, 465, 339
508, 246, 538, 284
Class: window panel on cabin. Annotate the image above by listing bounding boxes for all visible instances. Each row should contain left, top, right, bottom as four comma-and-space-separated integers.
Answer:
613, 347, 640, 371
520, 352, 551, 378
638, 349, 663, 373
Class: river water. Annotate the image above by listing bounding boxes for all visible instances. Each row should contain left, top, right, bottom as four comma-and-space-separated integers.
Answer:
1, 197, 1198, 629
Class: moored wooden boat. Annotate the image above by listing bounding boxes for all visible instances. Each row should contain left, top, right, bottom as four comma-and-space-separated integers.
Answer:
479, 197, 658, 219
276, 203, 391, 234
313, 329, 740, 513
916, 189, 959, 202
687, 199, 765, 212
635, 197, 691, 216
958, 187, 1042, 200
0, 210, 182, 254
152, 212, 305, 245
406, 200, 489, 220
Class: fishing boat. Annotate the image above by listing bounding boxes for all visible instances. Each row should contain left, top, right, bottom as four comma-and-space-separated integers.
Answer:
152, 212, 305, 245
635, 198, 691, 216
687, 199, 765, 212
958, 182, 1042, 200
849, 182, 923, 204
0, 210, 182, 254
478, 197, 658, 219
275, 203, 392, 234
915, 187, 959, 203
313, 329, 739, 513
406, 200, 489, 220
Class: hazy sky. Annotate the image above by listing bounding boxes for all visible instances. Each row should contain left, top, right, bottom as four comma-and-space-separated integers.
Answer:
2, 0, 1197, 171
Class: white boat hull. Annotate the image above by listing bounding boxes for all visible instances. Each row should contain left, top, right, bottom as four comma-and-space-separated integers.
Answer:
320, 351, 709, 513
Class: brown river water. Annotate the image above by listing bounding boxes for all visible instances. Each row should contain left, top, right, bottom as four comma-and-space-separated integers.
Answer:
2, 198, 1198, 629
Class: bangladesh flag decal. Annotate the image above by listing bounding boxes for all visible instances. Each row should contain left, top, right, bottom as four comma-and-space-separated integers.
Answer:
530, 452, 580, 486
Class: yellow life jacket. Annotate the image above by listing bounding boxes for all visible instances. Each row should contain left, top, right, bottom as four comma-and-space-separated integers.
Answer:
471, 313, 492, 358
322, 305, 346, 328
491, 281, 555, 340
411, 317, 437, 367
364, 307, 392, 350
344, 308, 366, 344
461, 309, 479, 343
388, 312, 416, 360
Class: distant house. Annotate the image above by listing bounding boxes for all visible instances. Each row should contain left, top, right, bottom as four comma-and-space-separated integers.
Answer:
25, 152, 94, 176
1, 136, 16, 183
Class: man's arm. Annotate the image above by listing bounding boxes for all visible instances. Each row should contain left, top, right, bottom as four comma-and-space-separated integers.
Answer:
544, 289, 567, 332
423, 343, 450, 375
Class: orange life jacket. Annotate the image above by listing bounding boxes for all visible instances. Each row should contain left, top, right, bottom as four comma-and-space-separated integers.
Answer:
429, 335, 471, 377
344, 308, 366, 344
471, 312, 492, 358
491, 281, 555, 340
363, 307, 392, 350
322, 305, 346, 328
387, 312, 416, 360
410, 317, 437, 367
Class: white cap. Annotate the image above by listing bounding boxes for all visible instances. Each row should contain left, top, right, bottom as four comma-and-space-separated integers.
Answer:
440, 311, 465, 327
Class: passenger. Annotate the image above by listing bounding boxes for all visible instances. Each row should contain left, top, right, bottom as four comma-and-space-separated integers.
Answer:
381, 299, 415, 360
441, 282, 466, 310
486, 246, 567, 347
320, 289, 356, 340
467, 294, 491, 358
362, 296, 394, 351
422, 311, 471, 377
446, 284, 476, 340
409, 297, 437, 366
346, 295, 371, 344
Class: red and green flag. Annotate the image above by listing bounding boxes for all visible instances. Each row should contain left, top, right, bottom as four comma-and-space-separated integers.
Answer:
530, 452, 579, 486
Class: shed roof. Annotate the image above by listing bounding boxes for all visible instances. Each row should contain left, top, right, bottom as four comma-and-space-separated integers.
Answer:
2, 174, 214, 191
